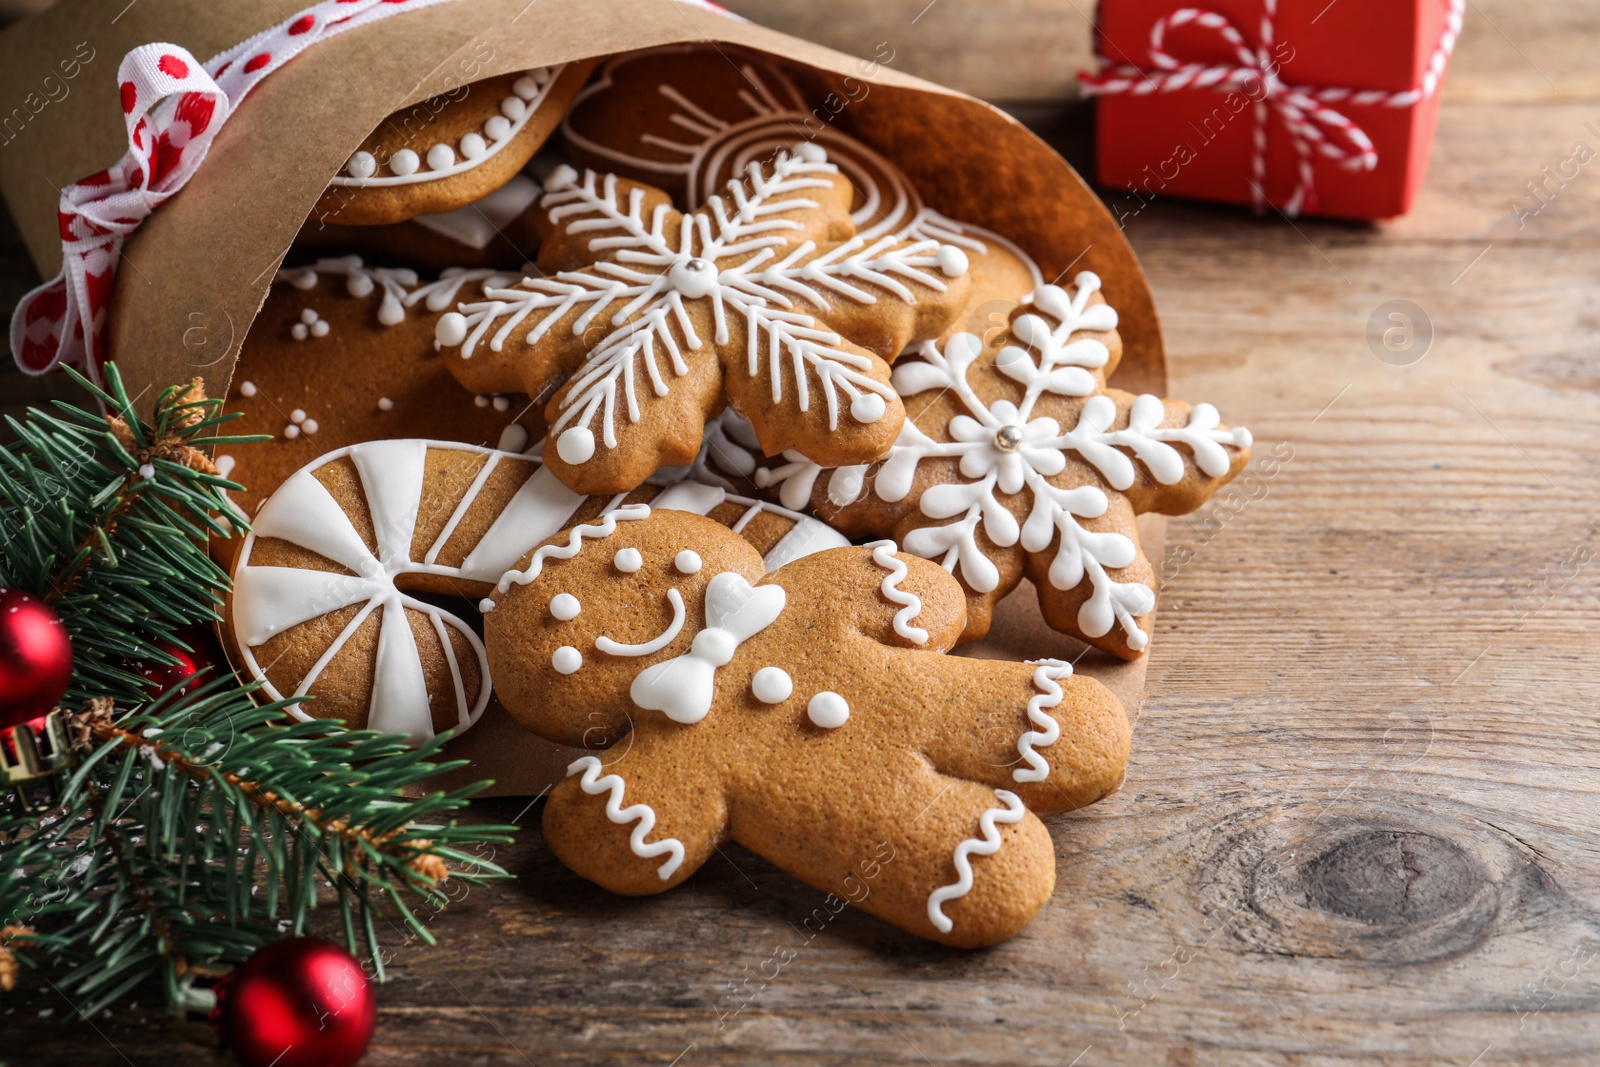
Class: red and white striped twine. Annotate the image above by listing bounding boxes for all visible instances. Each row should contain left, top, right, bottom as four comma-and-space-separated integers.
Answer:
1080, 0, 1465, 216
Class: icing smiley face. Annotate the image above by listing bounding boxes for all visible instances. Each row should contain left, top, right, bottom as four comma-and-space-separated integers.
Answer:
483, 508, 1132, 948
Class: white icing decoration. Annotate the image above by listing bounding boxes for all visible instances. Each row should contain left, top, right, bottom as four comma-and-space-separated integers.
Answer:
614, 547, 643, 573
332, 67, 562, 188
239, 380, 257, 398
498, 423, 529, 453
865, 540, 929, 645
437, 150, 967, 466
232, 440, 491, 746
426, 143, 456, 171
750, 273, 1248, 648
751, 666, 792, 704
552, 645, 583, 674
302, 419, 319, 434
926, 789, 1027, 934
496, 503, 653, 595
377, 396, 394, 411
806, 691, 849, 729
274, 256, 511, 330
567, 755, 686, 880
597, 588, 686, 657
674, 550, 702, 575
550, 592, 581, 620
562, 48, 1045, 308
283, 424, 300, 440
630, 572, 786, 724
1014, 659, 1071, 784
290, 409, 306, 424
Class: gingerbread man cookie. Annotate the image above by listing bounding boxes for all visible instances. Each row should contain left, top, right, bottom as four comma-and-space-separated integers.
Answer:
225, 441, 847, 745
431, 146, 974, 495
703, 272, 1252, 657
482, 507, 1130, 947
312, 63, 594, 227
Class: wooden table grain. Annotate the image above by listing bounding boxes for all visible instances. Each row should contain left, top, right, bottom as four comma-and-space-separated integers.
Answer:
5, 1, 1600, 1063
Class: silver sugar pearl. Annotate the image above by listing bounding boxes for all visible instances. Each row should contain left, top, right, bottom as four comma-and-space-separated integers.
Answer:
995, 425, 1024, 452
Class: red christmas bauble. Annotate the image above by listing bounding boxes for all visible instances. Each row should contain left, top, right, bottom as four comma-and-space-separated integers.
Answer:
120, 627, 218, 698
218, 937, 375, 1067
0, 589, 73, 730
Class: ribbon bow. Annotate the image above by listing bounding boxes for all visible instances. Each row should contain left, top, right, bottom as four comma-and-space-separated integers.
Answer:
9, 0, 468, 386
630, 572, 787, 724
1080, 0, 1463, 217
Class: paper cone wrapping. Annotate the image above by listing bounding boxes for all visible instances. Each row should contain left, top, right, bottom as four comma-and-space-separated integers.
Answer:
0, 0, 1167, 795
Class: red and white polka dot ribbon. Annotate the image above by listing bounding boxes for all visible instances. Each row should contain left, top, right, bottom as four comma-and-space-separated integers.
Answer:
8, 0, 470, 385
1079, 0, 1464, 217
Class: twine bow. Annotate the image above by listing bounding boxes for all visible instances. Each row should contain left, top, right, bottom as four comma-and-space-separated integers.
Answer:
1080, 0, 1464, 217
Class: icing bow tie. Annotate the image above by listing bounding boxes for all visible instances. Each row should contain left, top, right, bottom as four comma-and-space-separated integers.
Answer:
631, 572, 786, 724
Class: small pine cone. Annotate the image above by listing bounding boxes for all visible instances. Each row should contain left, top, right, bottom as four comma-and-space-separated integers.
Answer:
67, 697, 116, 754
107, 415, 139, 454
172, 445, 220, 477
0, 926, 33, 992
167, 378, 209, 430
406, 842, 450, 884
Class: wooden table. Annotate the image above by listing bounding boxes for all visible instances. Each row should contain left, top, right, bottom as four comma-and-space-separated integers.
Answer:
5, 1, 1599, 1063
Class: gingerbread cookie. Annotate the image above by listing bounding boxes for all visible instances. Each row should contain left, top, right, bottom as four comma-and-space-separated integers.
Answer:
312, 62, 594, 227
431, 147, 974, 495
221, 255, 547, 533
703, 272, 1252, 657
480, 506, 1130, 947
561, 45, 1044, 336
225, 440, 847, 744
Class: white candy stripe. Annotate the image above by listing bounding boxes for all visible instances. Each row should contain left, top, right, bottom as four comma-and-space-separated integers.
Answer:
567, 756, 687, 880
865, 540, 929, 645
1014, 659, 1071, 784
927, 790, 1028, 934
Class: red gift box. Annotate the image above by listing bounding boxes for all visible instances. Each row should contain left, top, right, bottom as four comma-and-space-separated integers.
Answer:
1082, 0, 1463, 220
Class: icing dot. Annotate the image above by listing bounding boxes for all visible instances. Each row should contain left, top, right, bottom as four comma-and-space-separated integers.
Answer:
299, 308, 317, 325
513, 75, 541, 100
850, 392, 886, 423
426, 143, 456, 171
310, 319, 329, 338
752, 667, 793, 704
614, 547, 643, 573
283, 424, 301, 440
793, 141, 827, 164
498, 423, 529, 452
239, 380, 257, 398
389, 148, 420, 176
552, 645, 582, 675
291, 323, 309, 341
484, 115, 511, 141
500, 96, 526, 121
936, 246, 970, 277
557, 427, 596, 464
474, 394, 490, 408
301, 419, 319, 435
346, 151, 377, 179
377, 397, 394, 411
674, 550, 702, 575
377, 302, 404, 327
460, 132, 487, 159
807, 692, 850, 729
545, 164, 578, 191
550, 593, 581, 620
492, 395, 510, 412
290, 409, 306, 424
436, 311, 468, 347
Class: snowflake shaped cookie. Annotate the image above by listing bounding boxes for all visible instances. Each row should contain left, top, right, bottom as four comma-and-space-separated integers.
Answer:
715, 272, 1251, 659
432, 145, 973, 495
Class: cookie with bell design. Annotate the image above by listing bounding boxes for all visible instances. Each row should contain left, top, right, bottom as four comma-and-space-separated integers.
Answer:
704, 272, 1252, 657
430, 145, 974, 495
